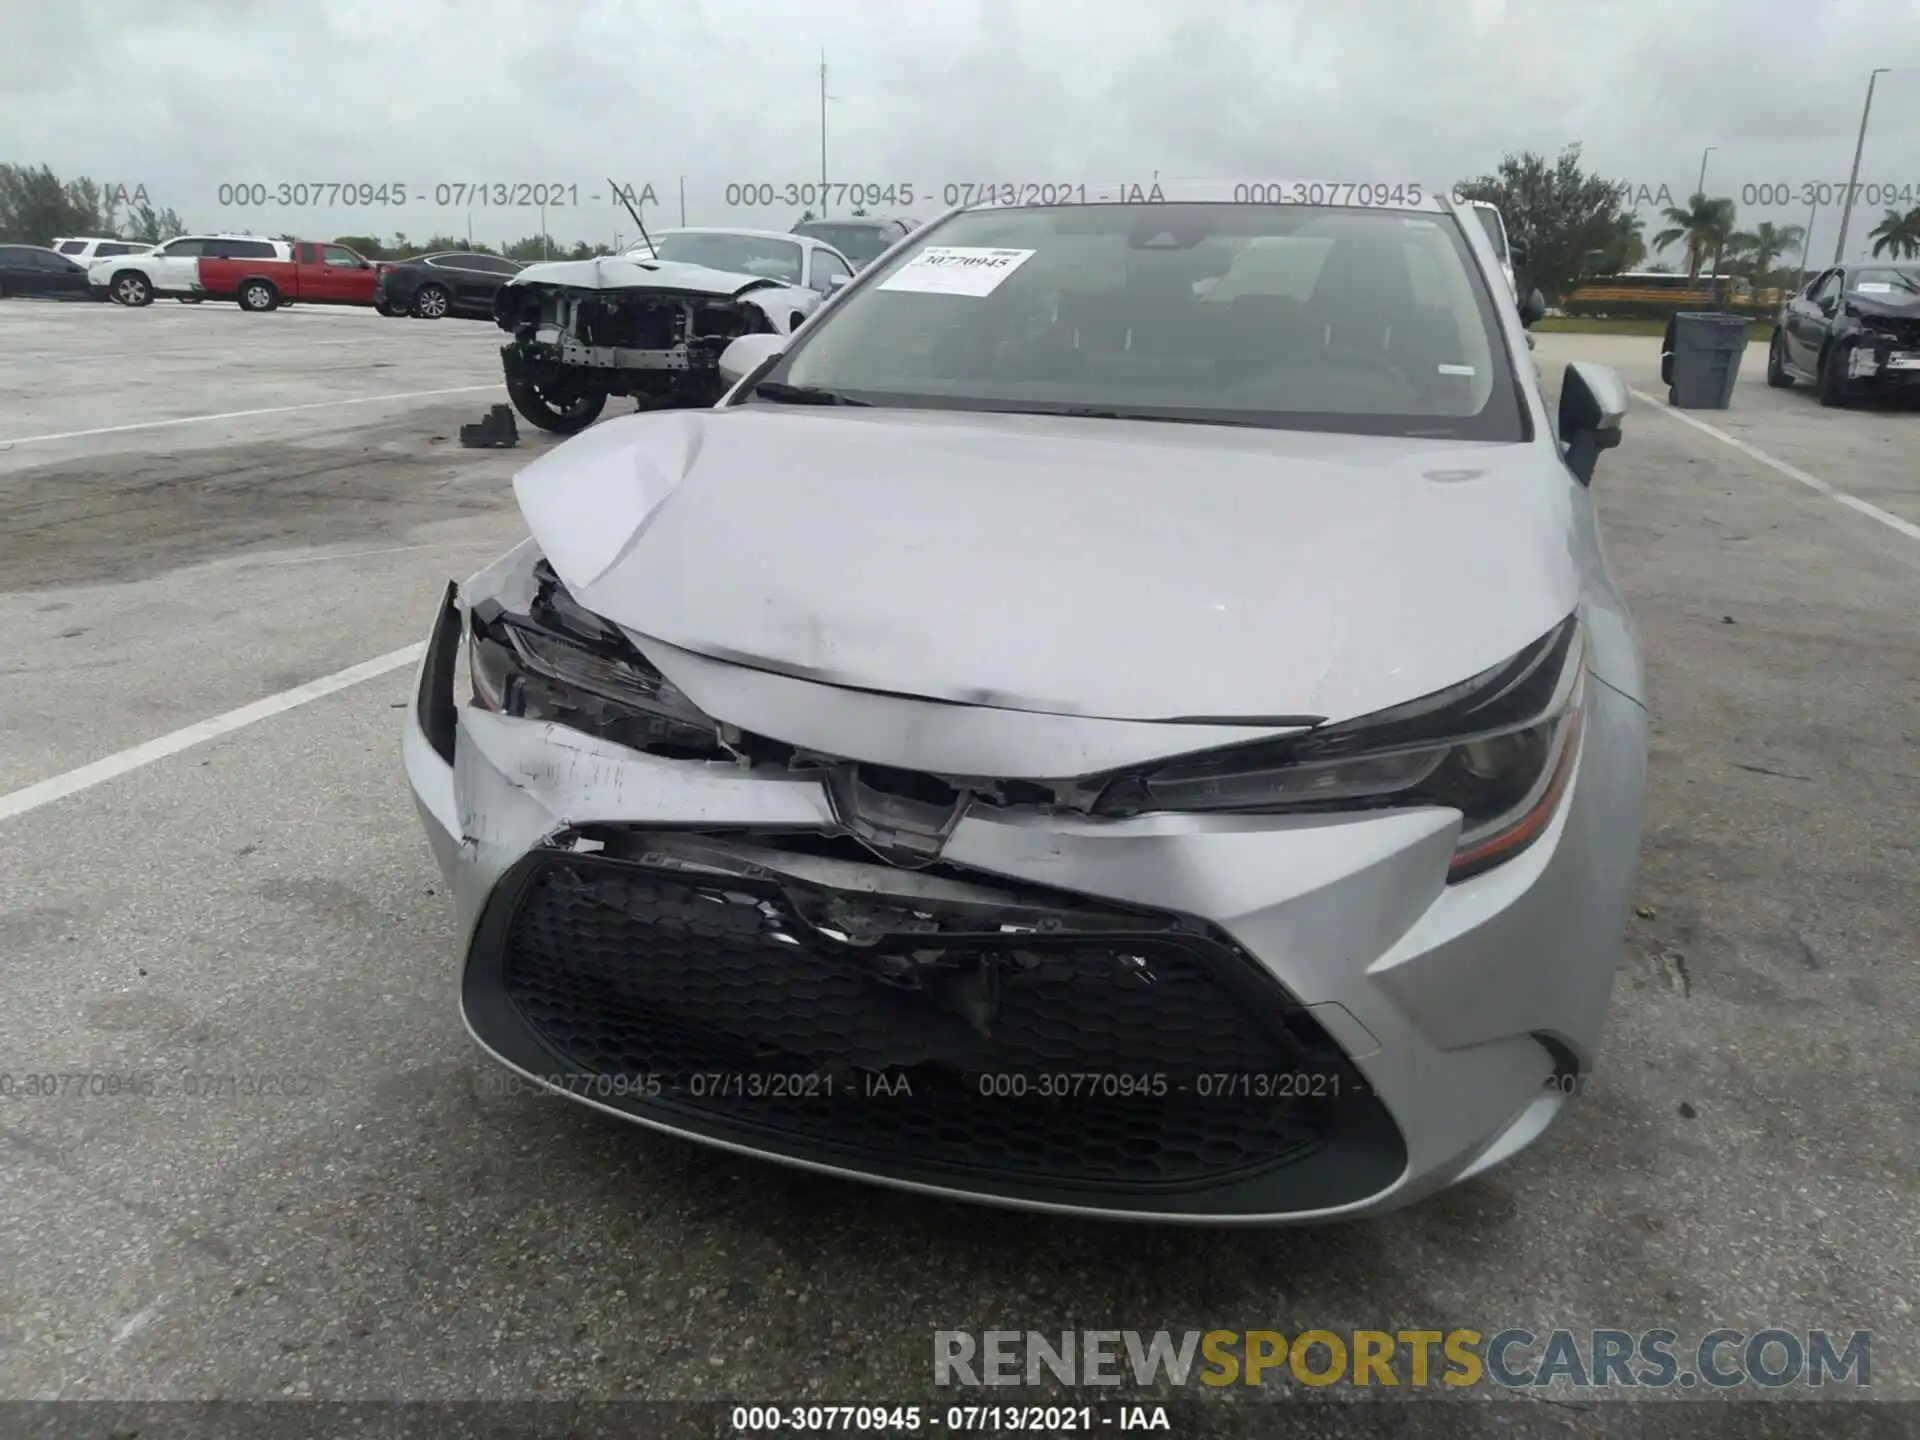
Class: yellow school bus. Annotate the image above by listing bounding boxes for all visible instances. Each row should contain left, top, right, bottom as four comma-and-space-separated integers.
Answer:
1562, 271, 1781, 317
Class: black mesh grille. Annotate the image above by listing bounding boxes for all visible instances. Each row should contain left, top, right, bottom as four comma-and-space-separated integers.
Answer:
475, 850, 1384, 1197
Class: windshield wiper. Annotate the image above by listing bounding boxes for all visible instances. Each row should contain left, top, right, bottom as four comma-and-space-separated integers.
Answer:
986, 403, 1270, 428
752, 381, 871, 406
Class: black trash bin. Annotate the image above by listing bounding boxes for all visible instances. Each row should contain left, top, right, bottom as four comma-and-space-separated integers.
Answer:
1661, 312, 1752, 409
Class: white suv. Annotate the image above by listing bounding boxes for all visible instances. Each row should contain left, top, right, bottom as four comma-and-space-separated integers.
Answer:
90, 234, 288, 307
53, 236, 156, 266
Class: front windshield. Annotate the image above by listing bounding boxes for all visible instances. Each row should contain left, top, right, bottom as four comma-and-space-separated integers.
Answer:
765, 203, 1523, 440
1849, 267, 1919, 294
652, 232, 803, 283
795, 223, 892, 265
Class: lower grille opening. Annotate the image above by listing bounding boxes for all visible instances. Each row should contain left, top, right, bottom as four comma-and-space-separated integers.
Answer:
463, 845, 1405, 1213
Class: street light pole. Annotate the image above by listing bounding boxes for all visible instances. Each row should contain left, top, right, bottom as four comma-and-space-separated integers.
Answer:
679, 176, 686, 227
1834, 68, 1891, 263
1798, 196, 1819, 285
819, 52, 829, 217
1696, 145, 1716, 197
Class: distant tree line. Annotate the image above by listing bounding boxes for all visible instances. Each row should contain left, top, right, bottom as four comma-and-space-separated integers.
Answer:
1456, 144, 1920, 302
0, 163, 187, 245
13, 156, 1916, 289
2, 163, 623, 261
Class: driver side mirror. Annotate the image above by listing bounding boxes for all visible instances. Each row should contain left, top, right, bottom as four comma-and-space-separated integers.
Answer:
717, 332, 788, 387
1519, 288, 1547, 328
827, 272, 851, 293
1558, 361, 1627, 486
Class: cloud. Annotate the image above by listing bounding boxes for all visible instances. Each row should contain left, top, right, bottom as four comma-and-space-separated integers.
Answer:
2, 0, 1916, 259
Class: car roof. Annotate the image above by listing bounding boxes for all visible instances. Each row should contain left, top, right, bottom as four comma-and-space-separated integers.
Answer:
654, 226, 809, 244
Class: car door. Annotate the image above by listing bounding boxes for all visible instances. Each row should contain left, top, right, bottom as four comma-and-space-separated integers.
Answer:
148, 237, 204, 292
319, 244, 377, 304
1782, 272, 1821, 370
41, 249, 92, 298
0, 246, 39, 295
807, 246, 853, 298
1791, 270, 1843, 370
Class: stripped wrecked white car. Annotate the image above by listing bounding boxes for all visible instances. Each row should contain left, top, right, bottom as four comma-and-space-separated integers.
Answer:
492, 227, 856, 432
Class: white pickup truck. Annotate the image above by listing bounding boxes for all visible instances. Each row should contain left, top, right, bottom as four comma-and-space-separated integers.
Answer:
90, 234, 287, 306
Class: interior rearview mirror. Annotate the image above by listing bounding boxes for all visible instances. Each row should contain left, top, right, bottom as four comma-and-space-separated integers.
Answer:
1559, 361, 1628, 486
717, 332, 788, 388
1519, 288, 1547, 328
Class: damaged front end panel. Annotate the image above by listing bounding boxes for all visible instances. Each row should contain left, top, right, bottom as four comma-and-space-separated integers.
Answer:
462, 826, 1404, 1213
492, 261, 798, 435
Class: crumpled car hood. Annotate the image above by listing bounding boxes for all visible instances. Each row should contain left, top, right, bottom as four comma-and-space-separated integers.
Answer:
504, 255, 792, 296
512, 406, 1580, 725
1848, 291, 1920, 319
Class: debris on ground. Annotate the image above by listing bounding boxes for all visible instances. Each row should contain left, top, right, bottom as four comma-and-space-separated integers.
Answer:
459, 404, 520, 449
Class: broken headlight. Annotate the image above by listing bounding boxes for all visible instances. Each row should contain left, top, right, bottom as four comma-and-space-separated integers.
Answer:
1094, 616, 1586, 881
467, 563, 725, 758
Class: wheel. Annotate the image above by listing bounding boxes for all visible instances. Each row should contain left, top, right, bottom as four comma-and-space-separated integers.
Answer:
1765, 332, 1793, 388
1818, 344, 1851, 408
374, 297, 401, 317
238, 280, 279, 313
411, 283, 450, 318
111, 271, 153, 307
505, 375, 608, 433
1668, 386, 1679, 406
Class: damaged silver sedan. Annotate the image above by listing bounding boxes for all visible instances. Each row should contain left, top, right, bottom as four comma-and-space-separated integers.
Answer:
407, 183, 1649, 1223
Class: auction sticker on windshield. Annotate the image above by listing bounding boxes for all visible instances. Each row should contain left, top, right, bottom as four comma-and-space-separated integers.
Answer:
878, 246, 1036, 297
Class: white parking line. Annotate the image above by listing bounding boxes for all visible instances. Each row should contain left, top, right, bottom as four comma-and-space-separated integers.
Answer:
1631, 388, 1920, 544
0, 384, 501, 447
0, 645, 425, 823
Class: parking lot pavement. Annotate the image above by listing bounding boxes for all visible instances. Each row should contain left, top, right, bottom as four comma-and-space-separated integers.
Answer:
0, 307, 1915, 1420
1533, 330, 1920, 532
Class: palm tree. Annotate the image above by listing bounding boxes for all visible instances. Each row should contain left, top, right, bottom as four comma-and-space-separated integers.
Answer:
1868, 206, 1920, 259
1652, 192, 1738, 284
1725, 220, 1805, 295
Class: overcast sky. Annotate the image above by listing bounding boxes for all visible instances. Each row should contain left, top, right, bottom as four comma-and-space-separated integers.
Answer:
5, 0, 1919, 262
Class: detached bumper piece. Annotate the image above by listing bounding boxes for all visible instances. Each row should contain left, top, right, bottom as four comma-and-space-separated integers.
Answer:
463, 845, 1406, 1217
459, 404, 521, 448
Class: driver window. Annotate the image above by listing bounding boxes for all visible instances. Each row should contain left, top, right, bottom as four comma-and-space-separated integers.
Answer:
1813, 272, 1843, 305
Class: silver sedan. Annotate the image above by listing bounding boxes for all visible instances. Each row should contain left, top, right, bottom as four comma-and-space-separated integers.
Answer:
404, 181, 1648, 1223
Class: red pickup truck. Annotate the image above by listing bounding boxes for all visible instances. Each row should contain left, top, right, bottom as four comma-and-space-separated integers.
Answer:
197, 240, 382, 312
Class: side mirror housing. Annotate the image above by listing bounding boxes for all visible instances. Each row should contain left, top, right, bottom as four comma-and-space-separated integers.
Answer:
1558, 361, 1628, 486
717, 332, 787, 388
1519, 288, 1547, 328
827, 272, 851, 293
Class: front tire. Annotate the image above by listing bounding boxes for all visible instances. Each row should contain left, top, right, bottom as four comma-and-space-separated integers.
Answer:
238, 280, 279, 313
1766, 332, 1793, 388
505, 375, 607, 433
374, 297, 401, 317
411, 283, 450, 318
1818, 344, 1851, 408
111, 272, 153, 307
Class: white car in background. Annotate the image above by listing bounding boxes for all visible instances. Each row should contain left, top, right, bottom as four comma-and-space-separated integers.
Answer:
89, 234, 288, 306
53, 236, 156, 267
492, 227, 857, 431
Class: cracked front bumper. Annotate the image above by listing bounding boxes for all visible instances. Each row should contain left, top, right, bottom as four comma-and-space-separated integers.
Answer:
402, 580, 1648, 1223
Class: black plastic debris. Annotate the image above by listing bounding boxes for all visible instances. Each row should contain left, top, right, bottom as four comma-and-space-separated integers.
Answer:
459, 404, 520, 448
